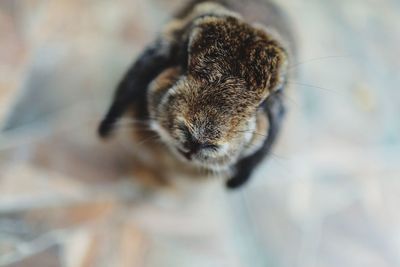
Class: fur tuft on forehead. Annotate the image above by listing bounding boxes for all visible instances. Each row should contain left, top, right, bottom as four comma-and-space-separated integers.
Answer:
188, 15, 288, 102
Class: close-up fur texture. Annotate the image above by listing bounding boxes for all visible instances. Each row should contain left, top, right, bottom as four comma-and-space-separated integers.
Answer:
99, 0, 294, 189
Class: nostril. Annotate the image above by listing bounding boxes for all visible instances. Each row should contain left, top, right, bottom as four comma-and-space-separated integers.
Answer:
179, 124, 199, 150
183, 141, 218, 153
178, 123, 219, 154
183, 140, 201, 153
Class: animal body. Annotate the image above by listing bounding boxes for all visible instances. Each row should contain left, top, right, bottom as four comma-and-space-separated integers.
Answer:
98, 0, 295, 189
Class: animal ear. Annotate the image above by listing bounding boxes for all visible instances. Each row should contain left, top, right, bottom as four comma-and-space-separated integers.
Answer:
258, 42, 288, 100
97, 73, 133, 138
251, 23, 289, 100
98, 38, 175, 138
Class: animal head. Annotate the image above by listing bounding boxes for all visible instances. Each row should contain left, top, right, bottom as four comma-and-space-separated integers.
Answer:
147, 16, 288, 170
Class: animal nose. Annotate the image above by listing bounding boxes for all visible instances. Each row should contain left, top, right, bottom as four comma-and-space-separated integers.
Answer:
181, 140, 219, 159
180, 125, 202, 154
178, 141, 199, 160
178, 124, 218, 160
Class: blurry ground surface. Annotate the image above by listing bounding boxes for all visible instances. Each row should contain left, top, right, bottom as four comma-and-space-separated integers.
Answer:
1, 0, 400, 266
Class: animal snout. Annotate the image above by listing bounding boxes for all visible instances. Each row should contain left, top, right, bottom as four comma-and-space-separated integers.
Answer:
177, 124, 219, 160
180, 140, 219, 160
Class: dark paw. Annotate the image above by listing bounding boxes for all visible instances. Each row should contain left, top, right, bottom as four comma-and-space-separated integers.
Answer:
98, 119, 112, 138
226, 178, 244, 189
225, 172, 251, 189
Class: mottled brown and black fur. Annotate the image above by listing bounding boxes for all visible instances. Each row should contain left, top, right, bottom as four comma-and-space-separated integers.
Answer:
98, 0, 294, 189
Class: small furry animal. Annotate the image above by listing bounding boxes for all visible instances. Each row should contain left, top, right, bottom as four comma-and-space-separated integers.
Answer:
98, 0, 294, 189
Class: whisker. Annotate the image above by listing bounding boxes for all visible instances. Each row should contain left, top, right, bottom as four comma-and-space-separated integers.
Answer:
232, 130, 269, 138
252, 132, 268, 138
268, 152, 289, 161
287, 81, 342, 95
283, 94, 302, 110
203, 166, 211, 177
135, 134, 160, 147
114, 122, 151, 131
116, 134, 160, 156
119, 118, 151, 124
288, 55, 351, 70
266, 154, 294, 176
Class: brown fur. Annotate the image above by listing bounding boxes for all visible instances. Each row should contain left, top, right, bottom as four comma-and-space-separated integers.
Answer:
147, 2, 288, 170
99, 0, 293, 188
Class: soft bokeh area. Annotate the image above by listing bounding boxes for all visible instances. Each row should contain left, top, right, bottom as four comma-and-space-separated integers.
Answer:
1, 0, 399, 266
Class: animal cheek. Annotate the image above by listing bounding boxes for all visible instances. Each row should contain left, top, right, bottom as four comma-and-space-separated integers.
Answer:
217, 143, 231, 155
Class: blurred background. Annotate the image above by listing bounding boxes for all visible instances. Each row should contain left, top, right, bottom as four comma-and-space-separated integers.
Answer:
0, 0, 399, 266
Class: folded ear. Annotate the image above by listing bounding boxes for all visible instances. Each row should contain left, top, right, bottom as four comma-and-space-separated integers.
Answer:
98, 38, 176, 138
265, 44, 288, 94
250, 23, 289, 101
